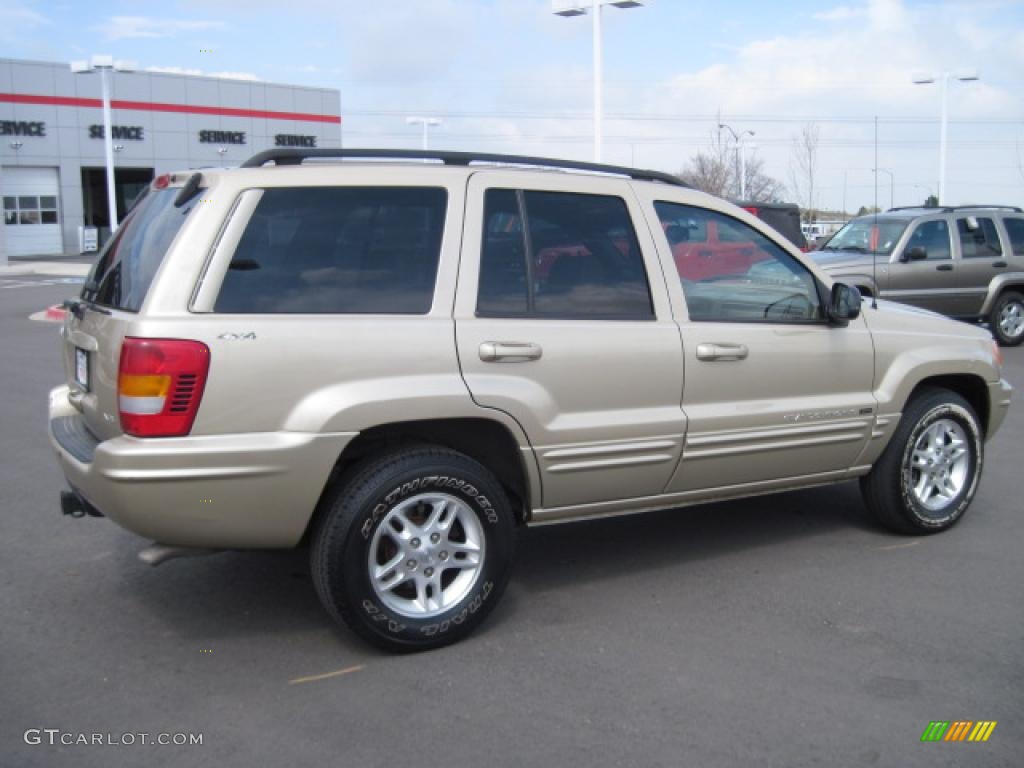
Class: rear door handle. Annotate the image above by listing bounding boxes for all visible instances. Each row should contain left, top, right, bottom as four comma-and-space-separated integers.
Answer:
479, 341, 543, 363
936, 264, 953, 271
993, 261, 1008, 268
696, 342, 749, 361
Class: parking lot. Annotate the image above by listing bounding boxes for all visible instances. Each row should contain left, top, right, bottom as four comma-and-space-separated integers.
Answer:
2, 278, 1021, 767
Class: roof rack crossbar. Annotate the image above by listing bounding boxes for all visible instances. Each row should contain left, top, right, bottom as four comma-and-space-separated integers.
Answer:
239, 148, 690, 188
887, 204, 1023, 213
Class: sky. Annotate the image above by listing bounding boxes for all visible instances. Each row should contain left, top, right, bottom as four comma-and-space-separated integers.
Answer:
2, 0, 1023, 212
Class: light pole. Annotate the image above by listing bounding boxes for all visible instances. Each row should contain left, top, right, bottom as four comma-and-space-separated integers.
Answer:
71, 56, 134, 232
553, 0, 644, 163
405, 116, 442, 151
873, 167, 895, 209
912, 70, 979, 205
718, 123, 755, 199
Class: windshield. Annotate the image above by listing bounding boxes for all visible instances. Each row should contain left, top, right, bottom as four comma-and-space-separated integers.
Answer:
820, 218, 908, 255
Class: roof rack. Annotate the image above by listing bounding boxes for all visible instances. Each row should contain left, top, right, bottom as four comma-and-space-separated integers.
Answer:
239, 148, 690, 188
887, 204, 1023, 213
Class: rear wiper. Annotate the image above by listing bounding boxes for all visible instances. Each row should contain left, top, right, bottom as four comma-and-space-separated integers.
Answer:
837, 245, 868, 253
174, 172, 203, 208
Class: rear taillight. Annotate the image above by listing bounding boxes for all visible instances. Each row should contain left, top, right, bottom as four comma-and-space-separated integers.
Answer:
118, 338, 210, 437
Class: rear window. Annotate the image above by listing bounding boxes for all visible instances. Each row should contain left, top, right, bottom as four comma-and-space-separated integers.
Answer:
82, 188, 195, 312
214, 187, 447, 314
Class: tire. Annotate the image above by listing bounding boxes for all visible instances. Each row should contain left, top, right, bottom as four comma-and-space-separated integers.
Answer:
311, 446, 516, 652
860, 387, 983, 535
989, 290, 1024, 346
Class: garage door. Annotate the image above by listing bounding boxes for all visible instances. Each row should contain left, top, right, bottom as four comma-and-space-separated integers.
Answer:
2, 166, 63, 257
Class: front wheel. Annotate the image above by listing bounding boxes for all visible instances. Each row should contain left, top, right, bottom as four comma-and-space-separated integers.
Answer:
990, 291, 1024, 346
860, 388, 983, 534
311, 446, 516, 652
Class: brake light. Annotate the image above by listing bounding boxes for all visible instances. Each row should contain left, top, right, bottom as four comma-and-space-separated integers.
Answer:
742, 206, 759, 216
153, 174, 170, 190
118, 338, 210, 437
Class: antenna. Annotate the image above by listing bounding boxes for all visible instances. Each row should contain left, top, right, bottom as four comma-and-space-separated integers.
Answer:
872, 116, 879, 309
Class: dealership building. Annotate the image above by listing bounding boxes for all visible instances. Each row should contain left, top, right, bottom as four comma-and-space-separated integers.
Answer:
0, 57, 341, 258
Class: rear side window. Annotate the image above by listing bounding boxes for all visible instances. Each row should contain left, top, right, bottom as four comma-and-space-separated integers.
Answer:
83, 188, 194, 312
477, 189, 654, 320
215, 187, 447, 314
1002, 217, 1024, 256
957, 217, 1003, 258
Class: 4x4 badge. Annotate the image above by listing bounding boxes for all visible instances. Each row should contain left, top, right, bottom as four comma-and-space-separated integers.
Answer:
217, 332, 256, 340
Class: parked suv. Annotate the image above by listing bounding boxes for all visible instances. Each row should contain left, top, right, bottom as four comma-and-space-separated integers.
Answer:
812, 205, 1024, 345
50, 150, 1011, 651
732, 200, 808, 251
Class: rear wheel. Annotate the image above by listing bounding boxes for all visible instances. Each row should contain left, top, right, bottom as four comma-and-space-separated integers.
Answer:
989, 291, 1024, 346
311, 446, 516, 652
860, 388, 983, 534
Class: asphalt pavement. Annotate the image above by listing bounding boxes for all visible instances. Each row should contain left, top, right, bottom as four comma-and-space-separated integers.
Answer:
1, 280, 1021, 767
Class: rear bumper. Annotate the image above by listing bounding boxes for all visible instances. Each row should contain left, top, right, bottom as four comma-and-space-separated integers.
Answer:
48, 385, 356, 549
987, 378, 1012, 440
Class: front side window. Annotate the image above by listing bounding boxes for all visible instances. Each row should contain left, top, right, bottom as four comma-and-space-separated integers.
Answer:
1003, 217, 1024, 256
215, 187, 448, 314
477, 189, 654, 320
905, 220, 952, 261
654, 202, 823, 323
957, 217, 1003, 258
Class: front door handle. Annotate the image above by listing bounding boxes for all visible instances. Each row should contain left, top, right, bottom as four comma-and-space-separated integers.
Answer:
696, 342, 749, 361
936, 264, 953, 271
479, 341, 543, 363
993, 261, 1008, 269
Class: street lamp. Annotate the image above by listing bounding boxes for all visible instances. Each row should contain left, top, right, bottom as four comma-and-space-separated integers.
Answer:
71, 55, 135, 232
718, 122, 755, 199
405, 116, 442, 151
912, 70, 979, 205
552, 0, 644, 163
873, 167, 895, 210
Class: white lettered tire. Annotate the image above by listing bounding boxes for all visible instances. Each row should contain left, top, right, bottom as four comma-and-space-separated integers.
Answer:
860, 388, 983, 534
311, 446, 516, 651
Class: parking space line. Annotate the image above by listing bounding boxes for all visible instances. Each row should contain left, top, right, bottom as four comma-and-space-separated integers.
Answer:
875, 540, 920, 550
288, 664, 365, 685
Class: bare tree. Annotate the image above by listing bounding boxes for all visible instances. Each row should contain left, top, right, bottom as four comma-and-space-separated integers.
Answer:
790, 122, 820, 222
740, 155, 786, 203
677, 129, 733, 197
678, 129, 785, 202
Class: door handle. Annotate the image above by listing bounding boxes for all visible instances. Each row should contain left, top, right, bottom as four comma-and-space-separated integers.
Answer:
936, 264, 953, 271
479, 341, 543, 363
696, 342, 749, 361
993, 261, 1008, 268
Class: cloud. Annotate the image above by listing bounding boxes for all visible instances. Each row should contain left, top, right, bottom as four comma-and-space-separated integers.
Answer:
814, 5, 864, 22
101, 16, 224, 41
0, 1, 49, 42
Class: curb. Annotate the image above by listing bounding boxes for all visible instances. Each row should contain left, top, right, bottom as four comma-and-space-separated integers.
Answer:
30, 304, 67, 324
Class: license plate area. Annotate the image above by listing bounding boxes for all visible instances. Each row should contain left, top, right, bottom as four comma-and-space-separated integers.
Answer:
75, 347, 89, 391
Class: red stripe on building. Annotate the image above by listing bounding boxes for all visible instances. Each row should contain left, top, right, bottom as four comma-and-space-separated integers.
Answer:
0, 92, 341, 124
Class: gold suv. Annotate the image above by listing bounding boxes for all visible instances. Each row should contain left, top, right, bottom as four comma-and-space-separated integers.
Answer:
49, 150, 1012, 651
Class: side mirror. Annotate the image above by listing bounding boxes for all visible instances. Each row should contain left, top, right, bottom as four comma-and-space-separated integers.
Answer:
828, 282, 862, 326
901, 245, 928, 262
